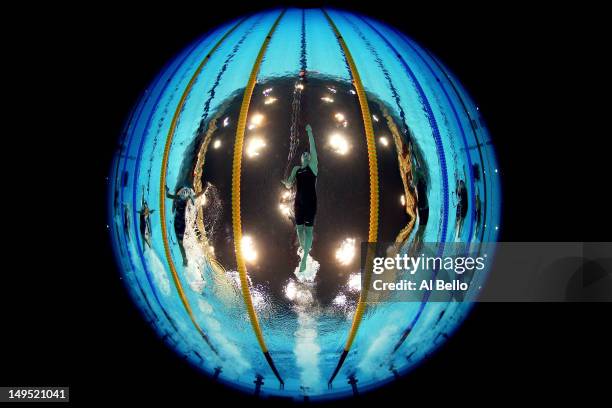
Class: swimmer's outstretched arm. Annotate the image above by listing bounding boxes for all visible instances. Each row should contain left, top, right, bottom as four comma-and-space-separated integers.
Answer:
306, 124, 318, 174
283, 166, 300, 188
165, 186, 177, 199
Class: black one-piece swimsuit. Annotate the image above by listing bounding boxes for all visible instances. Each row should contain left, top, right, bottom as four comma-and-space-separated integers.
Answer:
294, 166, 317, 226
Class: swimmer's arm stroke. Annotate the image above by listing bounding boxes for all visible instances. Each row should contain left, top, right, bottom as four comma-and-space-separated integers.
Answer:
306, 124, 318, 175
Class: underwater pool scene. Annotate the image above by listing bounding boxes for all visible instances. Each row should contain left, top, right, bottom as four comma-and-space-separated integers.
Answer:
108, 8, 501, 401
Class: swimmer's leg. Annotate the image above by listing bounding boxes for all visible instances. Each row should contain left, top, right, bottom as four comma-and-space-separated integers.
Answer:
296, 224, 305, 251
179, 243, 188, 267
299, 225, 314, 272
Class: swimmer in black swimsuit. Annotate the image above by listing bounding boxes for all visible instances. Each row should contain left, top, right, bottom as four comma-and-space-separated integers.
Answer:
282, 124, 318, 273
165, 185, 205, 267
138, 196, 155, 250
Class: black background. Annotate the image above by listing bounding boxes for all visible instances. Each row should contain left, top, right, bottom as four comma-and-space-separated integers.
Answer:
4, 0, 609, 405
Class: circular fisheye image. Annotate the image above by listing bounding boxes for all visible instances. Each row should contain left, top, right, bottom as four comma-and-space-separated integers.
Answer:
109, 8, 501, 401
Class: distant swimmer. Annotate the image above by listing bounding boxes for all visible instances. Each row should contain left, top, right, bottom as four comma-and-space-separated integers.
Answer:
455, 179, 468, 237
138, 197, 155, 249
122, 203, 131, 241
282, 124, 318, 273
165, 186, 205, 266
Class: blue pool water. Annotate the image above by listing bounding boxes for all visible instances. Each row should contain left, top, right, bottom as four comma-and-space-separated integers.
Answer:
109, 8, 501, 400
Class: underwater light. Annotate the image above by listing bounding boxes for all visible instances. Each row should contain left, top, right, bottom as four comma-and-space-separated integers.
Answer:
246, 137, 266, 158
329, 133, 349, 155
241, 235, 257, 264
249, 113, 264, 129
335, 238, 356, 265
279, 203, 291, 217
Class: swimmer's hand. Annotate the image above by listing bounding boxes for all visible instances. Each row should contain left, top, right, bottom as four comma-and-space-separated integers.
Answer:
305, 124, 313, 134
281, 180, 292, 189
165, 185, 175, 199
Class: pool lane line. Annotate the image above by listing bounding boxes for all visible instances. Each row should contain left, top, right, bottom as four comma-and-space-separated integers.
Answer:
321, 8, 380, 388
231, 9, 287, 388
387, 33, 496, 356
337, 14, 419, 243
151, 15, 262, 282
418, 47, 489, 242
159, 17, 247, 357
350, 18, 450, 246
191, 15, 264, 144
129, 31, 222, 318
116, 37, 204, 336
342, 16, 454, 356
144, 18, 261, 197
385, 24, 476, 241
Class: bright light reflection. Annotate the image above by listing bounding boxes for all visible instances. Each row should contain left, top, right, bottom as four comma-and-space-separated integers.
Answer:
251, 290, 265, 310
327, 87, 337, 93
379, 136, 389, 146
329, 133, 349, 155
321, 96, 334, 103
264, 97, 277, 105
334, 113, 345, 122
249, 113, 264, 129
333, 294, 347, 306
372, 114, 379, 122
295, 83, 304, 90
263, 87, 273, 96
400, 195, 406, 206
335, 237, 356, 265
285, 280, 297, 301
223, 117, 230, 127
348, 273, 361, 292
246, 137, 266, 158
279, 203, 291, 217
213, 139, 221, 149
241, 235, 257, 263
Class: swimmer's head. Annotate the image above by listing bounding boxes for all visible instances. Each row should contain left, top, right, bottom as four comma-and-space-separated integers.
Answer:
301, 152, 311, 166
178, 188, 193, 200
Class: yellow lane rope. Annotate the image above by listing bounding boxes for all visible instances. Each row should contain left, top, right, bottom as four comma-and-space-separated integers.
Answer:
231, 9, 287, 387
382, 107, 417, 245
322, 9, 380, 386
159, 18, 245, 355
